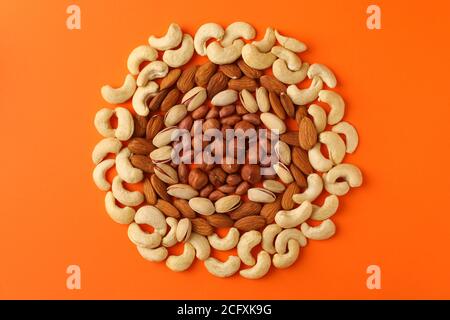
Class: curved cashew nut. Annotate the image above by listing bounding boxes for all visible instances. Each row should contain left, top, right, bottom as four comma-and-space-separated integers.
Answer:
221, 22, 256, 47
332, 121, 359, 153
292, 173, 323, 204
275, 201, 312, 228
111, 176, 144, 206
204, 256, 241, 278
94, 108, 115, 138
274, 30, 307, 53
166, 242, 196, 272
271, 46, 301, 71
241, 44, 276, 70
116, 148, 144, 183
308, 63, 337, 88
162, 217, 178, 247
93, 159, 115, 191
136, 246, 168, 262
324, 164, 363, 188
127, 222, 162, 249
206, 39, 244, 65
92, 137, 122, 164
275, 229, 307, 255
115, 107, 134, 141
127, 45, 158, 75
319, 131, 346, 165
308, 143, 333, 172
135, 205, 167, 236
287, 76, 323, 106
301, 219, 336, 240
323, 173, 350, 196
273, 239, 300, 269
237, 230, 262, 266
318, 90, 345, 125
308, 104, 327, 133
194, 23, 224, 56
104, 191, 135, 224
252, 27, 276, 53
132, 81, 159, 116
272, 59, 309, 85
207, 228, 240, 251
188, 233, 211, 261
262, 224, 282, 254
101, 74, 136, 104
163, 34, 194, 68
240, 251, 271, 279
136, 61, 169, 87
311, 195, 339, 221
148, 23, 183, 50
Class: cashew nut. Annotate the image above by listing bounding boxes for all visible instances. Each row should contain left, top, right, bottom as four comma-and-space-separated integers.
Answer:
287, 76, 323, 105
237, 230, 262, 266
319, 131, 346, 165
136, 246, 168, 262
332, 121, 359, 153
323, 173, 350, 196
162, 217, 178, 247
308, 63, 337, 88
240, 251, 271, 279
127, 45, 158, 75
301, 219, 336, 240
221, 22, 256, 47
148, 23, 183, 50
252, 27, 276, 53
136, 61, 169, 87
116, 148, 144, 183
271, 46, 301, 71
318, 90, 345, 125
101, 74, 136, 104
166, 242, 196, 272
163, 34, 194, 68
132, 81, 159, 116
206, 39, 244, 65
272, 59, 309, 85
275, 229, 307, 254
135, 205, 167, 236
111, 176, 144, 206
308, 104, 327, 133
93, 159, 115, 191
273, 239, 300, 269
274, 30, 307, 53
262, 224, 282, 254
292, 173, 323, 204
127, 222, 162, 248
92, 137, 122, 164
207, 228, 240, 251
324, 164, 363, 189
311, 195, 339, 221
308, 143, 333, 172
188, 233, 211, 261
204, 256, 241, 278
275, 201, 312, 228
241, 44, 276, 70
194, 23, 224, 56
94, 108, 115, 138
115, 107, 134, 141
104, 191, 135, 224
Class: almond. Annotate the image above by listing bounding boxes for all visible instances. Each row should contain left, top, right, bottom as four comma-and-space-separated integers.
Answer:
127, 138, 154, 155
280, 92, 295, 118
219, 63, 242, 79
160, 68, 182, 90
229, 201, 261, 220
206, 214, 234, 228
295, 106, 308, 123
150, 174, 170, 201
237, 59, 263, 79
281, 183, 300, 210
146, 115, 164, 140
290, 163, 307, 188
143, 178, 157, 205
280, 131, 301, 147
130, 155, 155, 173
178, 163, 189, 184
148, 88, 169, 112
260, 75, 287, 94
133, 115, 148, 138
155, 199, 180, 218
195, 62, 217, 87
234, 215, 266, 232
173, 199, 196, 219
260, 196, 281, 224
269, 91, 286, 120
228, 76, 258, 92
161, 88, 181, 112
298, 117, 317, 150
292, 147, 314, 175
177, 65, 198, 93
207, 72, 228, 99
191, 218, 214, 236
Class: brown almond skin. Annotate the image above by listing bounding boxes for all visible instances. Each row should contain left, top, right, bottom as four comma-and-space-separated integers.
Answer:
217, 184, 236, 194
191, 218, 214, 236
150, 174, 170, 201
234, 215, 266, 232
219, 105, 236, 118
229, 202, 262, 220
161, 88, 182, 112
160, 69, 182, 90
206, 105, 220, 119
207, 72, 228, 98
281, 183, 300, 210
133, 115, 148, 138
261, 196, 282, 224
235, 181, 250, 195
291, 147, 313, 175
219, 63, 242, 79
236, 104, 249, 115
260, 75, 287, 94
188, 168, 209, 190
199, 184, 214, 198
242, 114, 260, 125
290, 164, 307, 188
148, 88, 170, 112
143, 178, 157, 205
220, 115, 241, 126
178, 163, 188, 184
237, 59, 263, 79
269, 91, 286, 120
228, 77, 258, 92
173, 199, 196, 219
177, 65, 198, 93
280, 131, 301, 147
178, 115, 194, 131
209, 190, 226, 201
206, 214, 234, 228
128, 138, 154, 155
130, 155, 155, 173
280, 92, 295, 118
295, 106, 308, 123
298, 117, 318, 150
202, 118, 220, 132
155, 199, 180, 218
146, 115, 164, 140
191, 105, 210, 120
195, 62, 217, 87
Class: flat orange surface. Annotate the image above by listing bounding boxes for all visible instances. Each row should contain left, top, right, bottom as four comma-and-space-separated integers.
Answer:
1, 0, 450, 299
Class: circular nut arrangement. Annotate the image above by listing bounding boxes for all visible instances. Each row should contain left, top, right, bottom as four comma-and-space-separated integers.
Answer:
92, 22, 363, 279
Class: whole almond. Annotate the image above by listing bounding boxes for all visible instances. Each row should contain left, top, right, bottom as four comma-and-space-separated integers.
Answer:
235, 181, 250, 195
161, 88, 182, 112
295, 106, 308, 123
237, 59, 263, 79
281, 183, 300, 210
290, 163, 307, 188
128, 138, 154, 155
292, 147, 314, 175
143, 178, 157, 205
298, 117, 317, 150
133, 115, 148, 138
178, 163, 188, 184
219, 64, 242, 79
280, 92, 295, 118
195, 62, 217, 87
260, 196, 281, 224
260, 75, 287, 94
173, 199, 196, 219
155, 199, 180, 218
280, 131, 301, 147
234, 215, 266, 232
206, 214, 234, 228
228, 77, 258, 92
242, 113, 260, 125
150, 174, 170, 201
146, 115, 164, 140
130, 155, 155, 173
220, 115, 241, 126
217, 185, 236, 194
148, 88, 170, 112
191, 218, 214, 236
209, 190, 225, 201
200, 184, 214, 198
269, 91, 286, 120
177, 65, 198, 93
207, 72, 228, 99
229, 201, 262, 220
160, 68, 182, 90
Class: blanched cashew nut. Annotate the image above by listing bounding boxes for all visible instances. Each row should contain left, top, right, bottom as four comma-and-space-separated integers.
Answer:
104, 191, 135, 224
163, 34, 194, 68
319, 131, 346, 165
204, 256, 241, 278
101, 74, 136, 104
93, 159, 115, 191
127, 45, 158, 75
116, 148, 144, 183
240, 251, 271, 279
111, 176, 144, 206
308, 104, 327, 133
136, 61, 169, 87
252, 27, 276, 53
301, 219, 336, 240
274, 30, 307, 53
237, 230, 262, 266
166, 242, 196, 272
135, 205, 167, 236
194, 23, 224, 56
318, 90, 345, 125
272, 59, 309, 85
132, 81, 159, 116
271, 46, 301, 71
207, 228, 240, 251
311, 195, 339, 221
308, 143, 333, 172
275, 229, 307, 254
127, 222, 162, 249
332, 121, 359, 153
115, 107, 134, 141
308, 63, 337, 88
323, 173, 350, 196
262, 224, 282, 254
273, 239, 300, 269
287, 76, 323, 105
292, 173, 323, 204
148, 23, 183, 50
94, 108, 115, 138
275, 201, 312, 228
188, 233, 211, 261
221, 22, 256, 47
162, 217, 178, 247
241, 44, 276, 70
206, 39, 244, 65
136, 246, 168, 262
92, 137, 122, 164
324, 164, 363, 190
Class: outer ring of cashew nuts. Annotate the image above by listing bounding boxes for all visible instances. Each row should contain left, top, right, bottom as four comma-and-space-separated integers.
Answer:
237, 230, 262, 266
275, 201, 312, 228
137, 61, 169, 87
256, 87, 270, 112
162, 217, 178, 248
104, 191, 135, 224
275, 229, 307, 254
116, 148, 144, 184
135, 205, 168, 237
272, 59, 309, 85
332, 121, 359, 154
166, 242, 196, 272
211, 89, 238, 106
319, 131, 346, 165
94, 108, 115, 138
128, 222, 162, 249
287, 76, 323, 106
188, 233, 211, 261
301, 219, 336, 240
292, 173, 323, 204
252, 27, 276, 53
241, 44, 276, 70
240, 251, 271, 280
194, 23, 224, 56
92, 137, 122, 165
132, 81, 159, 116
311, 195, 339, 221
221, 22, 256, 47
207, 228, 240, 251
318, 90, 345, 125
101, 74, 136, 104
93, 159, 115, 191
148, 23, 183, 51
163, 34, 195, 68
323, 173, 350, 196
204, 256, 241, 278
325, 164, 363, 188
127, 45, 158, 75
136, 246, 168, 262
111, 176, 144, 207
273, 239, 300, 269
308, 104, 327, 133
308, 143, 333, 172
271, 46, 302, 71
95, 108, 134, 141
308, 63, 337, 88
274, 30, 307, 53
206, 40, 244, 65
262, 224, 282, 254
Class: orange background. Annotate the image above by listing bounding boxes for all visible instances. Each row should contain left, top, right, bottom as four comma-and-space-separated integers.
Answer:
1, 0, 450, 299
